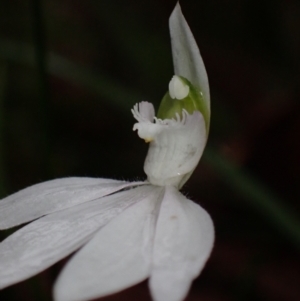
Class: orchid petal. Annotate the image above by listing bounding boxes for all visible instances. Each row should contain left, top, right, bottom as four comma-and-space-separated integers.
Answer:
144, 110, 206, 188
149, 186, 214, 301
0, 185, 151, 290
170, 3, 210, 118
0, 177, 143, 229
54, 185, 164, 301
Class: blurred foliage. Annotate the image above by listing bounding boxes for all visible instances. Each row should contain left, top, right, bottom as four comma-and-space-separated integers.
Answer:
0, 0, 299, 301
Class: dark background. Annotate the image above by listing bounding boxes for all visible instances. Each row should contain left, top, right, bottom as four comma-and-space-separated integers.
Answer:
0, 0, 299, 300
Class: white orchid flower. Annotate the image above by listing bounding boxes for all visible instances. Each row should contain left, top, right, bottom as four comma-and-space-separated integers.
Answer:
0, 3, 214, 301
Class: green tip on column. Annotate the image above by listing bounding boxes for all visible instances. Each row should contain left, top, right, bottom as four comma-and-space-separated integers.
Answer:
157, 75, 210, 131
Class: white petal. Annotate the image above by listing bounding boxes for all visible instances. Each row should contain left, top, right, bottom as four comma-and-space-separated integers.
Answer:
144, 111, 206, 188
0, 177, 143, 229
54, 185, 164, 301
0, 185, 150, 290
149, 186, 214, 301
170, 3, 210, 115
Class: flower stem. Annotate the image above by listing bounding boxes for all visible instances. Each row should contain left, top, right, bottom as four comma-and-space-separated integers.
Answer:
32, 0, 52, 179
204, 147, 300, 249
0, 60, 7, 197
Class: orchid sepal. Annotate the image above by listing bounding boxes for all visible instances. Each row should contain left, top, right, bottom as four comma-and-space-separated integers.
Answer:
170, 3, 210, 127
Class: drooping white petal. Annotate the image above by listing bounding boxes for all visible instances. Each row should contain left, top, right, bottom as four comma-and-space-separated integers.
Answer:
0, 177, 143, 229
170, 3, 210, 115
149, 186, 214, 301
144, 110, 206, 188
54, 185, 164, 301
0, 185, 151, 290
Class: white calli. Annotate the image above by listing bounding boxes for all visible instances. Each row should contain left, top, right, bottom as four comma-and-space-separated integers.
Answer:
0, 3, 214, 301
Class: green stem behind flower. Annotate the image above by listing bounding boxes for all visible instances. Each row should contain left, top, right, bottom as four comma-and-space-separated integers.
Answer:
0, 60, 7, 197
204, 147, 300, 249
32, 0, 52, 179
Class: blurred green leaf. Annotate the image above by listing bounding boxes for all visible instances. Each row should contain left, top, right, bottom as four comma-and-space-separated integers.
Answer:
0, 39, 145, 111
